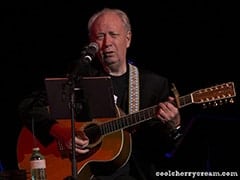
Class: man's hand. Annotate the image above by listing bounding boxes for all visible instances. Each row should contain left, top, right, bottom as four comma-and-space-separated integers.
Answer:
156, 96, 181, 129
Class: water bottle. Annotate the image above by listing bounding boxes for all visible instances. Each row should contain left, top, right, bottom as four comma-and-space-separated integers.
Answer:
30, 147, 47, 180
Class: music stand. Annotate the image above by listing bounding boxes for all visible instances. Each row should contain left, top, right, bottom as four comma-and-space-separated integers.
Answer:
44, 76, 117, 120
44, 76, 117, 179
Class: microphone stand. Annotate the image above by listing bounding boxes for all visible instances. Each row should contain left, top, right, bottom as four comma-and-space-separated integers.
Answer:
71, 88, 78, 179
63, 76, 81, 180
63, 47, 96, 179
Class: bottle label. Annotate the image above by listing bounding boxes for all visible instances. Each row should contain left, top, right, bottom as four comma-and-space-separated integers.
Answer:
30, 159, 46, 169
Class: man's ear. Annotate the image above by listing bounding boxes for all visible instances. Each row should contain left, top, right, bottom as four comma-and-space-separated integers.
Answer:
126, 31, 132, 48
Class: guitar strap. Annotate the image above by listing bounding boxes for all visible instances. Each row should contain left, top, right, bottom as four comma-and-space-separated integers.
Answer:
128, 63, 139, 114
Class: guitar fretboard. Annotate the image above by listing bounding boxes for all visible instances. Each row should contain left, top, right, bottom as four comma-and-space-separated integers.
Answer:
100, 105, 158, 135
179, 94, 192, 108
99, 94, 194, 135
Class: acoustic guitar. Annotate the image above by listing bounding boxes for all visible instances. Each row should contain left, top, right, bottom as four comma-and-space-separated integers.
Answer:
17, 82, 236, 179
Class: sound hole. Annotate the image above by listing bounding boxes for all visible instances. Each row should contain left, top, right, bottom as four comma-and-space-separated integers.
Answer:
84, 123, 101, 144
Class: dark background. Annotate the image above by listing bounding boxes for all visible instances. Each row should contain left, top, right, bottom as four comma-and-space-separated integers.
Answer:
1, 0, 239, 175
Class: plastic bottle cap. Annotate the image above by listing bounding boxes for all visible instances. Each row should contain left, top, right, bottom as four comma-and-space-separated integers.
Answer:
32, 147, 40, 151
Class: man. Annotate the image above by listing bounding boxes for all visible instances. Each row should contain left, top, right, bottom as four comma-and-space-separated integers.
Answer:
19, 8, 181, 180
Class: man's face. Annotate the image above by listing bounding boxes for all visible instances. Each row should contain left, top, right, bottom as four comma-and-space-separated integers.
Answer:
90, 12, 131, 67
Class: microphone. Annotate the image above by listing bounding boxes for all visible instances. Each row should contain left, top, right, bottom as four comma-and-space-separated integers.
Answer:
67, 42, 99, 81
80, 42, 99, 63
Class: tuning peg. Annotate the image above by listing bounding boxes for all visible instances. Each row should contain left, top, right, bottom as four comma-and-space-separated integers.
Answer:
213, 101, 218, 107
202, 103, 207, 109
219, 100, 223, 105
229, 98, 234, 104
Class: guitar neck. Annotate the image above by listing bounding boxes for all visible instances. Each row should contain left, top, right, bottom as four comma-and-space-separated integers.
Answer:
178, 94, 193, 108
98, 93, 193, 136
100, 105, 158, 135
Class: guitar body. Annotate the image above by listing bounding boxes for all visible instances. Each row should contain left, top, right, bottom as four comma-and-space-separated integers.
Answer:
17, 118, 132, 180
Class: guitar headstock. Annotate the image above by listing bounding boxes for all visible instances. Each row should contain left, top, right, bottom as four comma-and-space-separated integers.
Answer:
191, 82, 236, 107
